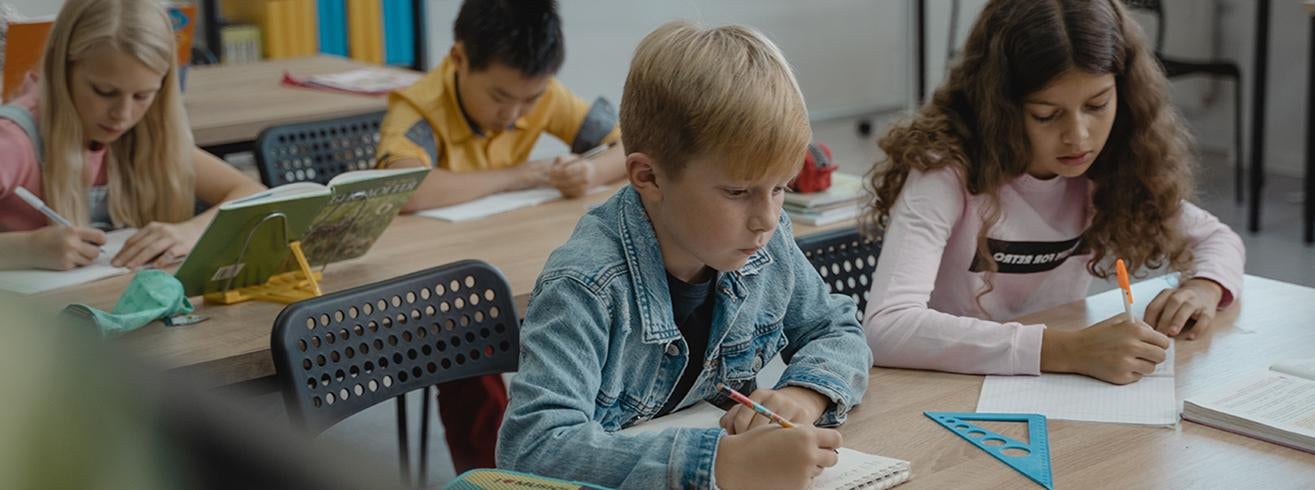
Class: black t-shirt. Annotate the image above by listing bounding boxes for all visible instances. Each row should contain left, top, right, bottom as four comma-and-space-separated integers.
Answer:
657, 271, 718, 416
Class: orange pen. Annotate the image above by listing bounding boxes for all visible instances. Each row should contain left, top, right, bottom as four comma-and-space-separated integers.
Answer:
1115, 258, 1134, 323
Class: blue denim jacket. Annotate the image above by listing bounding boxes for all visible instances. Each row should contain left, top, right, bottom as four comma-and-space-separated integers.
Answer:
496, 186, 871, 489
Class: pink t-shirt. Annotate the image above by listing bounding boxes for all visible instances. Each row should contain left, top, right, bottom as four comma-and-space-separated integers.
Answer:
0, 84, 108, 231
863, 167, 1245, 375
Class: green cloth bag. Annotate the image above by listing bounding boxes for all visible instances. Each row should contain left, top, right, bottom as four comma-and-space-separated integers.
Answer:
63, 270, 194, 337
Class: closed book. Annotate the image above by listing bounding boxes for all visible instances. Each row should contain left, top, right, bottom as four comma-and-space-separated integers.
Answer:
784, 173, 865, 210
317, 0, 348, 56
346, 0, 383, 63
381, 0, 414, 66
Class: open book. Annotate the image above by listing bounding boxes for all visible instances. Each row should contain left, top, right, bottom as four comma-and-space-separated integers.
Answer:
620, 402, 911, 490
0, 229, 137, 294
174, 167, 428, 297
1182, 358, 1315, 453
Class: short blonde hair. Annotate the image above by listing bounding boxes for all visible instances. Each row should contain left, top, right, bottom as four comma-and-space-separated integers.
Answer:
620, 21, 810, 182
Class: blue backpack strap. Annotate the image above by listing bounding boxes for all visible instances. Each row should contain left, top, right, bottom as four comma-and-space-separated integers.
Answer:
0, 104, 42, 162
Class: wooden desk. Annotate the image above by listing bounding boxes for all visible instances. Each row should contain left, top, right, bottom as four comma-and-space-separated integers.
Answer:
841, 275, 1315, 487
184, 56, 414, 153
37, 184, 846, 388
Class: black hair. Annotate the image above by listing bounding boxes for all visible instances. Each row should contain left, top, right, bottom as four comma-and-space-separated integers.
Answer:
453, 0, 565, 77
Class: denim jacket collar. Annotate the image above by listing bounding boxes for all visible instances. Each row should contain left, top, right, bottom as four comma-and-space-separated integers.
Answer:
615, 186, 774, 345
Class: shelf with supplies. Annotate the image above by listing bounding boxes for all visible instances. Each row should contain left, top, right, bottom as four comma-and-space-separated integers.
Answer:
195, 0, 428, 71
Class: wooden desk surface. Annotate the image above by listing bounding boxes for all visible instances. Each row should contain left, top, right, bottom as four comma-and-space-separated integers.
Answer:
840, 275, 1315, 487
36, 184, 845, 386
184, 56, 414, 147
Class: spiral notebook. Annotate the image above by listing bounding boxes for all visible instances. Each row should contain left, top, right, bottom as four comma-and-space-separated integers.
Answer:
620, 402, 911, 489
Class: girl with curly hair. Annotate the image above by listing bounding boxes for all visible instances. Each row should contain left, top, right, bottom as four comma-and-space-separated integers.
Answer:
861, 0, 1244, 385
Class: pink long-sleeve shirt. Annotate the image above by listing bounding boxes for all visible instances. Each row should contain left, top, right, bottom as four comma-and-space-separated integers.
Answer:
862, 167, 1245, 375
0, 82, 108, 231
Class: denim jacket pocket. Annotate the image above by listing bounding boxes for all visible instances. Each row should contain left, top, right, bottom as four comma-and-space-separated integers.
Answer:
594, 388, 646, 431
719, 322, 787, 381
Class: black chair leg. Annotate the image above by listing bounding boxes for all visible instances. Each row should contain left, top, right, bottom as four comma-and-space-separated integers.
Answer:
1234, 78, 1245, 205
420, 386, 431, 485
397, 393, 410, 487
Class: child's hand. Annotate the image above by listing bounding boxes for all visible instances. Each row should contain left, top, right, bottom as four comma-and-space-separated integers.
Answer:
1144, 279, 1223, 340
720, 387, 830, 434
513, 158, 554, 191
113, 222, 199, 269
547, 154, 594, 198
714, 424, 842, 489
25, 225, 106, 270
1048, 314, 1170, 384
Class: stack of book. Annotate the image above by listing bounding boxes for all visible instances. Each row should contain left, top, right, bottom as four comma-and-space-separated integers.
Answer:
221, 0, 317, 60
784, 173, 865, 226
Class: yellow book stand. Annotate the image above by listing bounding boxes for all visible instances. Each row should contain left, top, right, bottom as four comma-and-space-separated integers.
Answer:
204, 240, 324, 305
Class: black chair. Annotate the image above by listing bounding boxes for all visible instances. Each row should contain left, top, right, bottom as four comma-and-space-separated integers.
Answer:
254, 111, 386, 187
795, 227, 883, 317
271, 260, 520, 487
1123, 0, 1245, 204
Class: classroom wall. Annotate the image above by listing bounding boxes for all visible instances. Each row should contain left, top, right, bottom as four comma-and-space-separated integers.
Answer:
424, 0, 915, 122
13, 0, 1307, 177
6, 0, 59, 17
426, 0, 1287, 174
1202, 0, 1311, 178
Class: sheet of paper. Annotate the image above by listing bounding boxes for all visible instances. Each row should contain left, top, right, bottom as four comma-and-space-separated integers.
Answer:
415, 186, 608, 223
0, 229, 136, 294
976, 342, 1178, 426
1271, 358, 1315, 380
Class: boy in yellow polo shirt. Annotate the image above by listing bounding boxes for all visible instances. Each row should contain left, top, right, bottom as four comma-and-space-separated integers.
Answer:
376, 0, 623, 211
374, 0, 621, 472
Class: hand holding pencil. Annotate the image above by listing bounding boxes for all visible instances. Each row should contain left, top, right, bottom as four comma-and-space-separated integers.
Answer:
547, 143, 613, 198
714, 383, 844, 488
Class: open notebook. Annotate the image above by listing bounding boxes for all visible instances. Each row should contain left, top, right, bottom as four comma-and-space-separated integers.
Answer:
976, 342, 1178, 426
620, 402, 911, 490
0, 229, 137, 294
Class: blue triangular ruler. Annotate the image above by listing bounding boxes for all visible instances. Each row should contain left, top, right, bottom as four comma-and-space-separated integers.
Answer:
925, 412, 1053, 489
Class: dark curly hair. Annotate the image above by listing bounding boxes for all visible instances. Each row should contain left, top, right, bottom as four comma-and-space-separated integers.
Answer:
863, 0, 1196, 293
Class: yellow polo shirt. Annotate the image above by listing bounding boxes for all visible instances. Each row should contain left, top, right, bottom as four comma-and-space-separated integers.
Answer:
375, 55, 619, 172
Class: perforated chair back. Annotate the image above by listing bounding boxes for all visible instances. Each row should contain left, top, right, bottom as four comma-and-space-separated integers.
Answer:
254, 111, 385, 187
795, 227, 883, 316
271, 260, 520, 435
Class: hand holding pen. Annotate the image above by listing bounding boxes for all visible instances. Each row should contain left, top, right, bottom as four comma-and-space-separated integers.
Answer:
1116, 258, 1135, 323
13, 187, 108, 270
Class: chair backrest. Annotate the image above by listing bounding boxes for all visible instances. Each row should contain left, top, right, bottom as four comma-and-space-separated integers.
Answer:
254, 111, 386, 187
271, 260, 520, 434
1120, 0, 1165, 51
795, 227, 882, 317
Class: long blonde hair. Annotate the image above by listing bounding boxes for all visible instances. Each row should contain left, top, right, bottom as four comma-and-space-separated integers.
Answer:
38, 0, 194, 227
